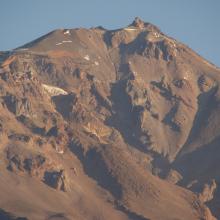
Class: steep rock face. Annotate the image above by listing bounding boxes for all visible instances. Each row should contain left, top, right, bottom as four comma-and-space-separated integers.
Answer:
0, 18, 219, 220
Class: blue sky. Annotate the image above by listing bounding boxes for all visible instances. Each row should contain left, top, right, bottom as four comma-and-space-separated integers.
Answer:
0, 0, 219, 67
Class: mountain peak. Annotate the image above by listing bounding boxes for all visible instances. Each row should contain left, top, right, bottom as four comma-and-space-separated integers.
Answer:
0, 18, 219, 220
131, 17, 145, 28
128, 17, 161, 33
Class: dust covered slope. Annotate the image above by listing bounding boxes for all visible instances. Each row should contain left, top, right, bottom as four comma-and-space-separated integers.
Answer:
0, 17, 219, 219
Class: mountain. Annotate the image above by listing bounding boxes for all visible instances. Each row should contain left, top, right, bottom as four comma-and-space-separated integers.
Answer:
0, 17, 219, 220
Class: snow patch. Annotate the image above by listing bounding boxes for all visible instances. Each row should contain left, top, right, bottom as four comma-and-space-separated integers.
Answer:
64, 30, 71, 35
42, 84, 68, 96
19, 48, 29, 51
57, 149, 64, 154
152, 32, 160, 38
62, 40, 72, 43
14, 48, 29, 51
56, 42, 63, 46
84, 55, 90, 61
169, 41, 176, 48
56, 40, 72, 46
124, 28, 138, 31
183, 71, 190, 80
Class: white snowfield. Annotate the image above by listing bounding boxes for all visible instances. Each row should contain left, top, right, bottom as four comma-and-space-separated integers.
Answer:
19, 48, 29, 51
42, 84, 68, 96
183, 70, 191, 80
62, 40, 72, 43
94, 61, 99, 66
84, 55, 90, 61
64, 30, 71, 35
13, 48, 29, 51
57, 150, 64, 154
56, 40, 72, 46
124, 27, 139, 31
152, 32, 160, 38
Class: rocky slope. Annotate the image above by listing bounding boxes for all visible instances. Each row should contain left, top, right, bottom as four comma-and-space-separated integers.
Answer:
0, 17, 219, 220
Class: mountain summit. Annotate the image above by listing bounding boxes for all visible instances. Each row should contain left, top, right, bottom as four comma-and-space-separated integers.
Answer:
0, 18, 219, 220
130, 17, 146, 28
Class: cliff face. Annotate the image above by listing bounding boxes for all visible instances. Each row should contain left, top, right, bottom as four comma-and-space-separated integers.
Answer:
0, 17, 219, 220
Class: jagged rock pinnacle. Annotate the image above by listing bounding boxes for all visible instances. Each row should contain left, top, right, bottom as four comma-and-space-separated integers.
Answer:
128, 17, 161, 33
131, 17, 145, 28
